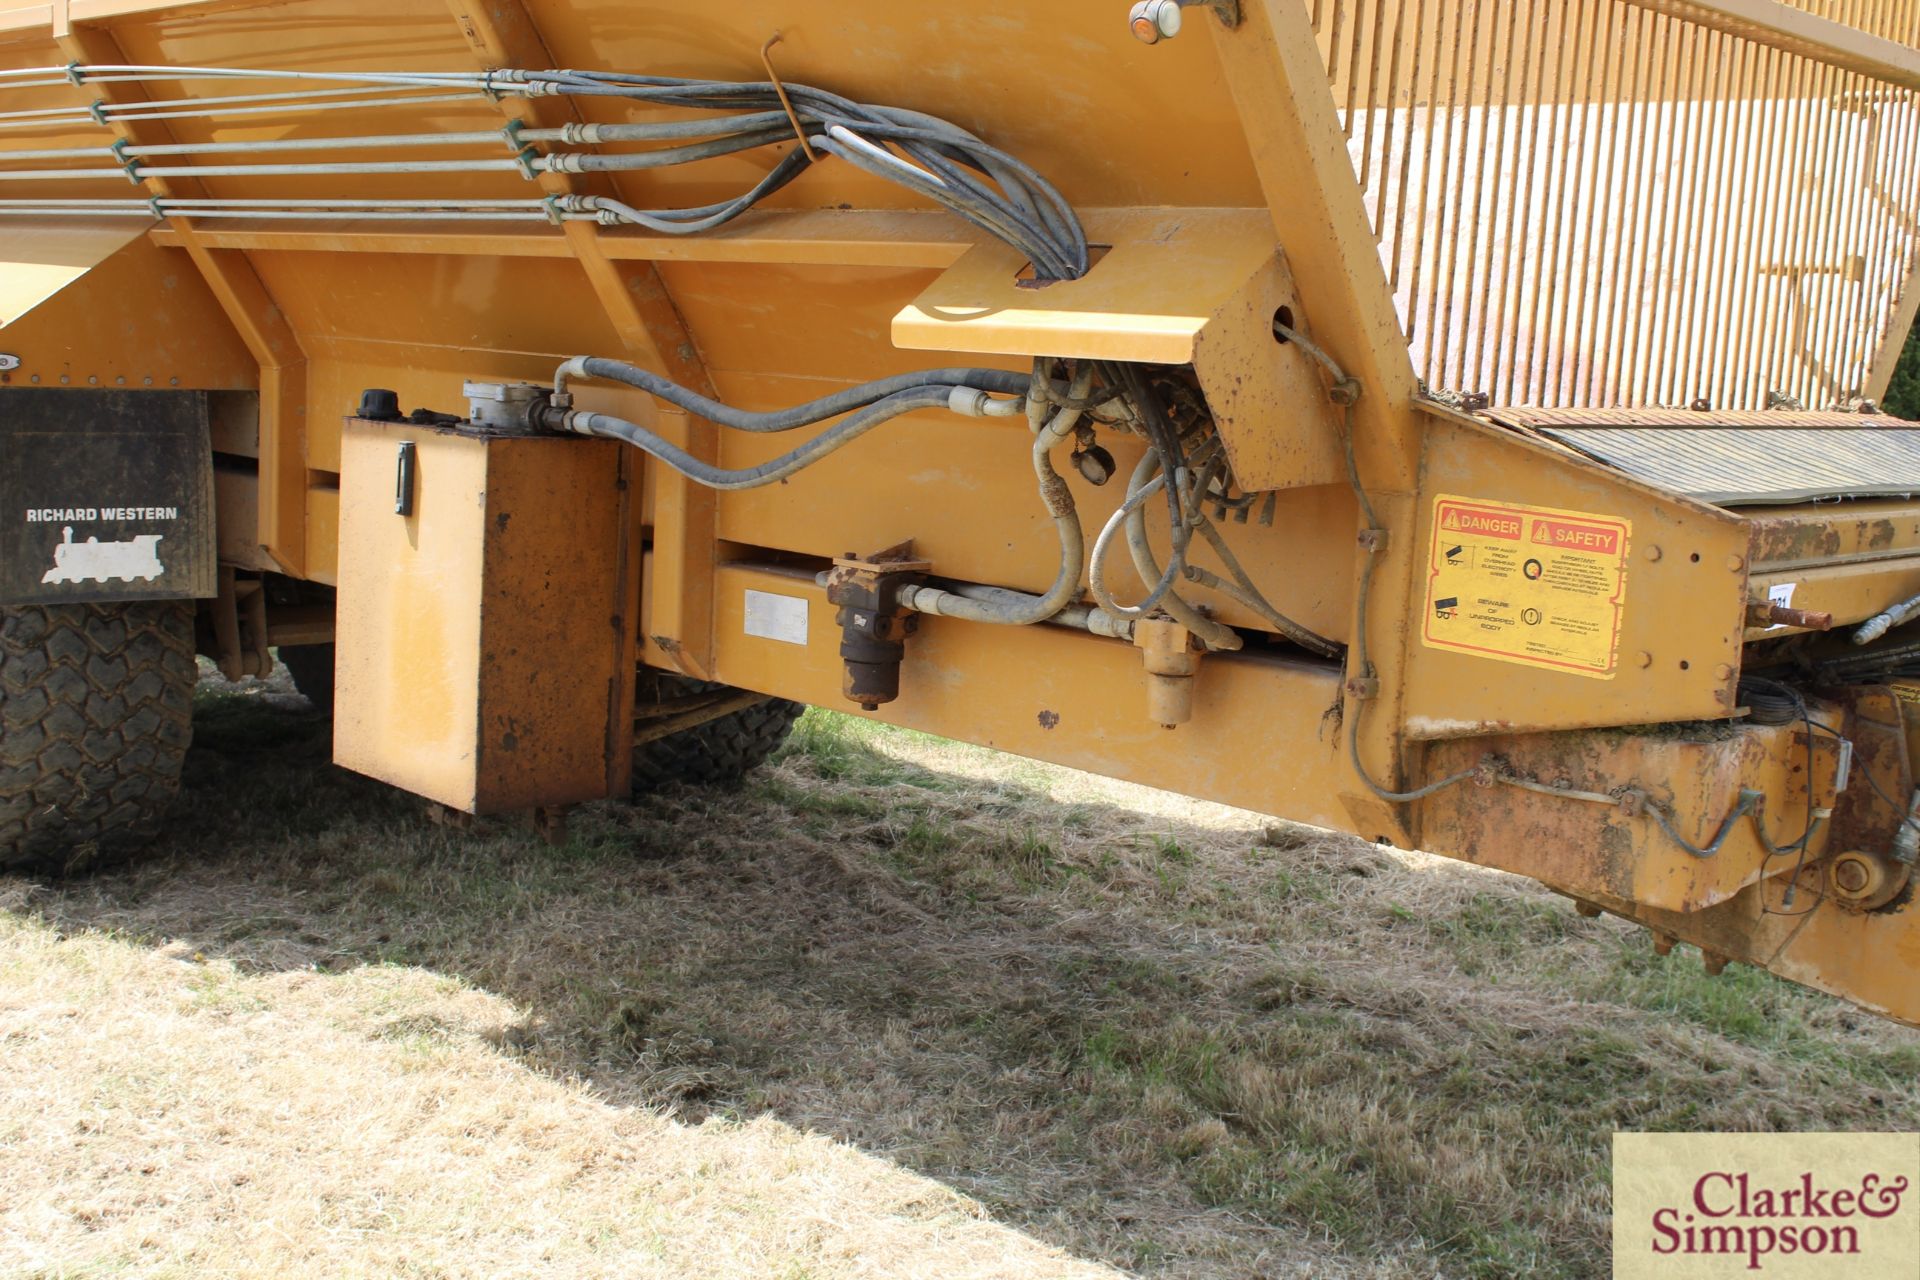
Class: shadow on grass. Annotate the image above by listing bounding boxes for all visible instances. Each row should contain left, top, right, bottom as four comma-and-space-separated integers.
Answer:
17, 687, 1920, 1280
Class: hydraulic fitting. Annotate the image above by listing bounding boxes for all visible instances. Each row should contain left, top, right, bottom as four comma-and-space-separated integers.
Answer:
463, 380, 550, 433
825, 543, 933, 711
1134, 615, 1201, 728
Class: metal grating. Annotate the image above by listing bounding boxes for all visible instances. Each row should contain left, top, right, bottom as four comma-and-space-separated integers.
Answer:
1309, 0, 1920, 411
1536, 423, 1920, 503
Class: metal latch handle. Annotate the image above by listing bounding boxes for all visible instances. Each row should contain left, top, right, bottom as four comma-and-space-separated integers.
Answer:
394, 440, 416, 516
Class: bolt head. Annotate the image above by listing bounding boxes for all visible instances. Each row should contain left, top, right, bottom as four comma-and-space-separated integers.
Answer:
1644, 544, 1662, 562
1129, 0, 1181, 41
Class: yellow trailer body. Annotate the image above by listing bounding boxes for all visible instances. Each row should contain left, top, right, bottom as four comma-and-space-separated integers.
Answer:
3, 0, 1920, 1025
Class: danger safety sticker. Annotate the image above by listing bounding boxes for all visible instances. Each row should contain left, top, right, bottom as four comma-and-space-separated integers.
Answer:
1423, 495, 1631, 679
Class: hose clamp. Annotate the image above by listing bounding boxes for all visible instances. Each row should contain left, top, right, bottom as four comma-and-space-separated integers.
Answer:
539, 195, 565, 226
109, 137, 141, 185
63, 61, 85, 86
87, 99, 108, 127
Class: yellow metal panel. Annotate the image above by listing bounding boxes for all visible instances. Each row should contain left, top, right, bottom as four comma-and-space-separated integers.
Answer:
708, 561, 1356, 829
0, 220, 256, 389
708, 391, 1355, 641
892, 209, 1281, 363
1401, 414, 1751, 736
335, 425, 488, 810
334, 421, 632, 812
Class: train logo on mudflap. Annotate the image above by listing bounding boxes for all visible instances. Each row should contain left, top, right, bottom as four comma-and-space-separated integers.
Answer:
40, 526, 165, 585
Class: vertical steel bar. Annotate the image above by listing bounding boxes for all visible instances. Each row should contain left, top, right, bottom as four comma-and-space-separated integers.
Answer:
1466, 0, 1512, 397
1678, 26, 1733, 406
1457, 0, 1513, 392
1493, 0, 1543, 402
1359, 0, 1394, 223
1607, 4, 1655, 402
1387, 0, 1429, 296
1770, 50, 1834, 402
1700, 31, 1756, 406
1344, 0, 1368, 137
1529, 0, 1582, 403
1557, 0, 1612, 403
1722, 36, 1783, 409
1405, 0, 1449, 357
1651, 18, 1707, 403
1326, 0, 1346, 84
1629, 10, 1685, 399
1422, 0, 1474, 387
1582, 0, 1628, 402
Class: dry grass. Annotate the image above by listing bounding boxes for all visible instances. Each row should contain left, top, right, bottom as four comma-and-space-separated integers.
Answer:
4, 675, 1920, 1279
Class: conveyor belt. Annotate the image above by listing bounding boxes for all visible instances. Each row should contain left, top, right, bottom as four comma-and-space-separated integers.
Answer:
1485, 409, 1920, 506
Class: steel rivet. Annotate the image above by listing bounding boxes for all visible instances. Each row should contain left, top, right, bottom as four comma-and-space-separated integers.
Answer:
1644, 545, 1662, 562
1714, 663, 1734, 680
86, 375, 98, 385
1637, 650, 1653, 668
1726, 554, 1745, 572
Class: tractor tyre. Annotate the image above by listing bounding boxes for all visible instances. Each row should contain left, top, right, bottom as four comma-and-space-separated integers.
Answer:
631, 673, 804, 790
0, 601, 196, 874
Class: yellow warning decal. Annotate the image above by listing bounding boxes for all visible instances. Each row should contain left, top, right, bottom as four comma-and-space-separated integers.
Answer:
1423, 495, 1631, 679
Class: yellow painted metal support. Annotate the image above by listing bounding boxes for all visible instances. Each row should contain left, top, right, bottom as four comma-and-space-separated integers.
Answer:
1620, 0, 1920, 91
1208, 1, 1425, 831
54, 23, 309, 577
442, 0, 717, 677
1207, 0, 1420, 479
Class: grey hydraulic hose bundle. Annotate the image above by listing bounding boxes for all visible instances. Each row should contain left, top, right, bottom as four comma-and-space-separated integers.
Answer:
0, 63, 1089, 281
542, 358, 1027, 491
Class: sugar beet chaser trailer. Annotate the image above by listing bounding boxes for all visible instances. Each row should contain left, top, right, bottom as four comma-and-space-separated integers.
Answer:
5, 0, 1920, 1024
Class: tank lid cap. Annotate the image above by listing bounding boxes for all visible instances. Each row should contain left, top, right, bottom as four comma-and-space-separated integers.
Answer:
357, 388, 402, 421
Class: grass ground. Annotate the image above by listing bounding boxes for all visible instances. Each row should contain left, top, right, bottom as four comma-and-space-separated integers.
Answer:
4, 674, 1920, 1279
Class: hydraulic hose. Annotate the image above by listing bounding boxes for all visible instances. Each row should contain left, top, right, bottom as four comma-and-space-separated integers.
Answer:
1114, 452, 1241, 652
0, 63, 1090, 280
550, 387, 971, 490
893, 375, 1094, 627
555, 356, 1030, 432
